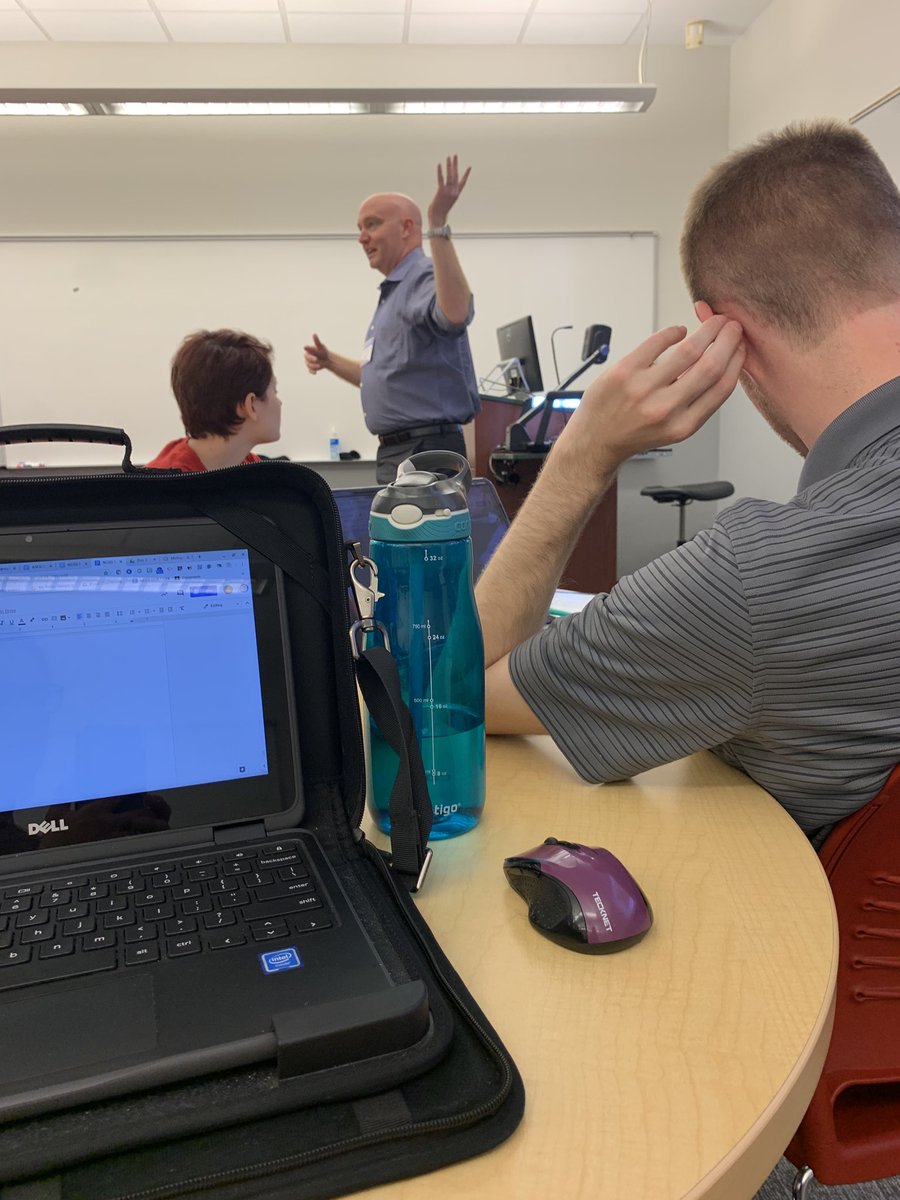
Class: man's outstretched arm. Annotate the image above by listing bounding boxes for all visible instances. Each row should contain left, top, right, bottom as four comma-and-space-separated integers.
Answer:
476, 316, 746, 734
304, 333, 363, 388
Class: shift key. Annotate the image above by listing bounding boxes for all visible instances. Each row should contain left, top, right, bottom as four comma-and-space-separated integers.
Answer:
242, 895, 322, 922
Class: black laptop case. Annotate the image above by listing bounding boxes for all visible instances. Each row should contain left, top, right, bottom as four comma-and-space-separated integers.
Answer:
0, 426, 524, 1200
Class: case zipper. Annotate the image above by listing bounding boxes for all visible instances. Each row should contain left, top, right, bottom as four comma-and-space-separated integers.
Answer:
104, 838, 516, 1200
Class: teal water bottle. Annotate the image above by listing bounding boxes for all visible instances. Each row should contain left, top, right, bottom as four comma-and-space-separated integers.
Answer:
367, 451, 485, 839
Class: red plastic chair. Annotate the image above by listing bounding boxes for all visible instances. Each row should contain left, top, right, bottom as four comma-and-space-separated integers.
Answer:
786, 763, 900, 1197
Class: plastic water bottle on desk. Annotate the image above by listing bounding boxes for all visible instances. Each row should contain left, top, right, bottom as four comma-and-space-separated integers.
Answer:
329, 431, 341, 461
367, 451, 485, 839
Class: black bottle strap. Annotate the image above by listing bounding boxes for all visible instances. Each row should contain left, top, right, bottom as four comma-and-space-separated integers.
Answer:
193, 501, 332, 612
354, 646, 433, 891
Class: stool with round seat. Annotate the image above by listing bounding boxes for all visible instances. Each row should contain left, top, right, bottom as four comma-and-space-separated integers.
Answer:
640, 481, 734, 547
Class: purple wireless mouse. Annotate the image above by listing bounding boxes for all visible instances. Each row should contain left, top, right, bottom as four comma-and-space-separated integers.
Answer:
503, 837, 653, 954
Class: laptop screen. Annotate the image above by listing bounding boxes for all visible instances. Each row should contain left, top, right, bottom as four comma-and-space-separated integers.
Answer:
0, 520, 300, 859
333, 477, 510, 578
2, 547, 268, 812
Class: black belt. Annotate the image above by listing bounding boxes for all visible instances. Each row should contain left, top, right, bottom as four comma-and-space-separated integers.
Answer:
378, 423, 461, 447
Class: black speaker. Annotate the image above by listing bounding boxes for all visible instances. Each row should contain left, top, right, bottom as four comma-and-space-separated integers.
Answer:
582, 324, 612, 363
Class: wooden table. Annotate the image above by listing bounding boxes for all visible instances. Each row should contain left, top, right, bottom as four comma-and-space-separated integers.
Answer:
363, 737, 838, 1200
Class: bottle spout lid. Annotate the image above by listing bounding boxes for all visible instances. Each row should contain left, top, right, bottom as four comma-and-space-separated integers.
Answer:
395, 450, 471, 493
392, 469, 436, 487
372, 450, 471, 522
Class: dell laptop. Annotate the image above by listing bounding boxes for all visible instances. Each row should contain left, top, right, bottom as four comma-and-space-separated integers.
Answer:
0, 516, 428, 1121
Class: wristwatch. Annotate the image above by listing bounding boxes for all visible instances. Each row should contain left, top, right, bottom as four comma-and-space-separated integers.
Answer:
426, 225, 452, 239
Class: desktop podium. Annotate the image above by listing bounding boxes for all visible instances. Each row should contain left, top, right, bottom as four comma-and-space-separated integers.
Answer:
473, 394, 617, 595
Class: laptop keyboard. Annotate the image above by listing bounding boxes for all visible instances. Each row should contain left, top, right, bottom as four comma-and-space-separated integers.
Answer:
0, 840, 331, 992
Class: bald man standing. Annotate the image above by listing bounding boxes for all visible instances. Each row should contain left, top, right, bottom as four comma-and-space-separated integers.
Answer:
305, 156, 480, 483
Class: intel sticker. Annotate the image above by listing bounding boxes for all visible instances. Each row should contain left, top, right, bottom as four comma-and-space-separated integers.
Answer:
259, 948, 303, 974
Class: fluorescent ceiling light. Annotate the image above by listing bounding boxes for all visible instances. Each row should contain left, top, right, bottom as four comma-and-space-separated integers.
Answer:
0, 86, 656, 117
113, 102, 370, 116
0, 103, 88, 116
389, 99, 647, 114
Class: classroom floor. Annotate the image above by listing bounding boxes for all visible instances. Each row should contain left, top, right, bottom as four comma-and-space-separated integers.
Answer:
754, 1156, 900, 1198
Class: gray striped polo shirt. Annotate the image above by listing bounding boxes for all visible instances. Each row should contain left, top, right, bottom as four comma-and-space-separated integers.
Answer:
509, 375, 900, 836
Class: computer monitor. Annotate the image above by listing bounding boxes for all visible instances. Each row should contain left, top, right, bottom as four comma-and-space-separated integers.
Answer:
502, 322, 612, 451
496, 316, 543, 395
523, 324, 612, 412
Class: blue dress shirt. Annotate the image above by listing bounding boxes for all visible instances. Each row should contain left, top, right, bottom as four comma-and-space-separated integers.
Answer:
360, 246, 480, 435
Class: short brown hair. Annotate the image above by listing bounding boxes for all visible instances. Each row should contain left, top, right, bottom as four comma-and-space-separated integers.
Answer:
170, 329, 274, 438
681, 120, 900, 346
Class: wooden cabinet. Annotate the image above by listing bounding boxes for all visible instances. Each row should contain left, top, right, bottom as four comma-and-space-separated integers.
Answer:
471, 396, 617, 595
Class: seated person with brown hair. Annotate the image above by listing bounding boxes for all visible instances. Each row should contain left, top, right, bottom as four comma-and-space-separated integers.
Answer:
147, 328, 282, 471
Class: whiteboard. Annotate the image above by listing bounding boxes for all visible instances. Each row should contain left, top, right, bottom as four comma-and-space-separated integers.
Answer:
0, 233, 655, 467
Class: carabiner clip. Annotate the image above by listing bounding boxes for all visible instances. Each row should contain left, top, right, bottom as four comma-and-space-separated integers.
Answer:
348, 544, 390, 659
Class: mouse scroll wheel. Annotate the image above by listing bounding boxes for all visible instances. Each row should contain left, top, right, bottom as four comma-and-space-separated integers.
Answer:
544, 837, 581, 851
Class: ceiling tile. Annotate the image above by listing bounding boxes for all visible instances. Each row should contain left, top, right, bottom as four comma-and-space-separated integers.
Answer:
0, 10, 46, 38
524, 12, 643, 42
159, 0, 279, 12
34, 11, 167, 39
411, 0, 529, 12
285, 0, 403, 11
409, 13, 525, 42
162, 11, 285, 39
26, 0, 149, 9
287, 12, 403, 42
0, 0, 776, 48
533, 0, 644, 12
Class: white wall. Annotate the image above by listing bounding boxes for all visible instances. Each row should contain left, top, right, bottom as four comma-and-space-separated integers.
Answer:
720, 0, 900, 507
2, 15, 896, 568
731, 0, 900, 147
0, 41, 731, 577
0, 233, 656, 468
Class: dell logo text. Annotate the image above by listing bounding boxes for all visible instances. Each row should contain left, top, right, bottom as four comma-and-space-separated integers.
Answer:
28, 819, 69, 836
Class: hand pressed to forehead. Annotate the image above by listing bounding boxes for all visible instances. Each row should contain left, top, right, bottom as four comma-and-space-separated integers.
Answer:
554, 317, 746, 479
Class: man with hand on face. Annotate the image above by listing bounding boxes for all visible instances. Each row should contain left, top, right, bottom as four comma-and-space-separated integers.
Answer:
476, 120, 900, 844
304, 156, 480, 484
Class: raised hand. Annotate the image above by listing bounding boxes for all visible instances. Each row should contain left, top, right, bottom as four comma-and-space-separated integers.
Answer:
428, 155, 472, 227
303, 333, 330, 375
